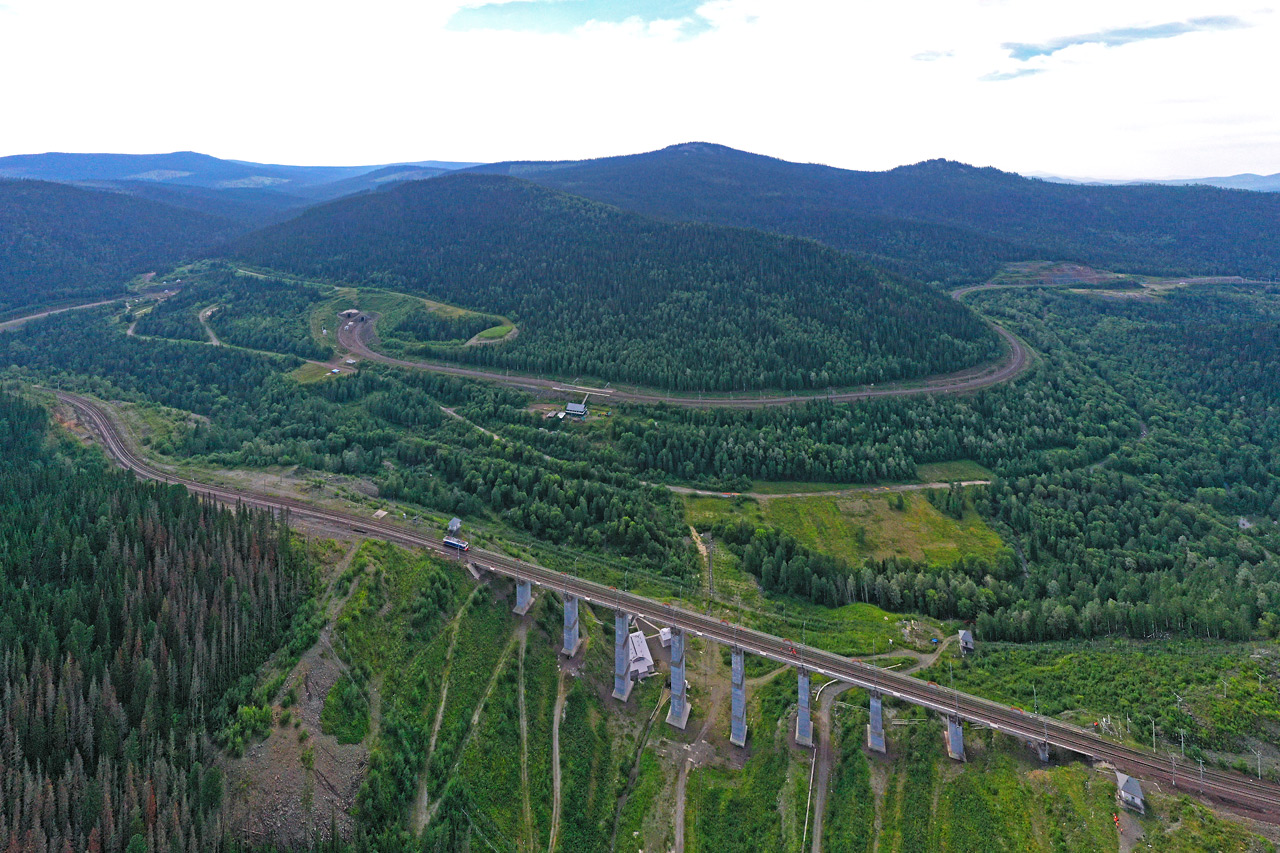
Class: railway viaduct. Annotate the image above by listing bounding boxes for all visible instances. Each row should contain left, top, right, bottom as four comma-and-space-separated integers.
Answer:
58, 389, 1280, 824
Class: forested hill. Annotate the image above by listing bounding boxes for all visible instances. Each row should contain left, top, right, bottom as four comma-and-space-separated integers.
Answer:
0, 179, 236, 317
232, 173, 1001, 392
468, 142, 1280, 284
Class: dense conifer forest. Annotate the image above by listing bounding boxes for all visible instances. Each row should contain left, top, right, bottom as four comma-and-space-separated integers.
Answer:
469, 284, 1280, 641
0, 307, 695, 580
0, 388, 313, 852
5, 143, 1280, 850
472, 142, 1280, 284
134, 271, 333, 360
0, 180, 235, 317
233, 174, 1001, 391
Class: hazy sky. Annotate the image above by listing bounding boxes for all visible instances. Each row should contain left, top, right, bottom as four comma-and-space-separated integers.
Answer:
1, 0, 1276, 178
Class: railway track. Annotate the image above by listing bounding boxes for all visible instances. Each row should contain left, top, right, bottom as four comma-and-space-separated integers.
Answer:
56, 389, 1280, 822
336, 298, 1030, 409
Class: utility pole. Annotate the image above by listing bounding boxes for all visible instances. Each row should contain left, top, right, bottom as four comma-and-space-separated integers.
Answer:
1198, 758, 1205, 793
1152, 719, 1156, 751
1254, 748, 1264, 780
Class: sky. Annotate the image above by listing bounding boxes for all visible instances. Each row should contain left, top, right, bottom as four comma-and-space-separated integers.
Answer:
0, 0, 1276, 179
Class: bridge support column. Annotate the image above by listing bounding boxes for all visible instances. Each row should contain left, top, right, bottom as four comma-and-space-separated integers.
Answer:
612, 612, 634, 702
867, 691, 886, 753
944, 715, 966, 762
562, 595, 582, 657
795, 669, 813, 747
730, 648, 748, 747
513, 580, 533, 615
1036, 741, 1050, 763
665, 627, 691, 729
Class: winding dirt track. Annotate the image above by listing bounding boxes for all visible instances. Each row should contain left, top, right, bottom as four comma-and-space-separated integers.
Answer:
56, 389, 1280, 825
0, 298, 120, 331
338, 287, 1029, 409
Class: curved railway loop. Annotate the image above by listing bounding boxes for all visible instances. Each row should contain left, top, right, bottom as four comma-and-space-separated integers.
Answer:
57, 389, 1280, 824
337, 288, 1030, 409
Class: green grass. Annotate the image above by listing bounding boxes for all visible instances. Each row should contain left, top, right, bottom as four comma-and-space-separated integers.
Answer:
1147, 797, 1276, 851
742, 460, 993, 495
918, 640, 1280, 756
915, 460, 994, 482
824, 708, 874, 853
523, 625, 559, 848
688, 490, 1006, 570
558, 678, 616, 852
458, 644, 524, 842
319, 286, 516, 353
615, 748, 670, 853
112, 401, 204, 460
686, 676, 806, 852
475, 323, 514, 341
288, 362, 338, 384
424, 592, 516, 796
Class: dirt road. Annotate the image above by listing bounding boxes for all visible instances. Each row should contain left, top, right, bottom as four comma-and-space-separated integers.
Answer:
665, 479, 991, 501
198, 305, 223, 346
0, 298, 120, 331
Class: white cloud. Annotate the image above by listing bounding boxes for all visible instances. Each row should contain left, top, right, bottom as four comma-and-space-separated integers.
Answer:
0, 0, 1276, 178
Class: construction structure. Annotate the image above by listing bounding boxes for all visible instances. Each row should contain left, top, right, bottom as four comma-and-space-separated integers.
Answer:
730, 647, 748, 746
57, 387, 1280, 820
1115, 771, 1146, 813
795, 669, 813, 747
665, 627, 691, 729
627, 630, 654, 679
867, 691, 886, 752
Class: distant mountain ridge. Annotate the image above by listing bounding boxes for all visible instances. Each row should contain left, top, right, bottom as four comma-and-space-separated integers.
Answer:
1027, 170, 1280, 193
0, 151, 482, 226
0, 150, 479, 189
466, 142, 1280, 283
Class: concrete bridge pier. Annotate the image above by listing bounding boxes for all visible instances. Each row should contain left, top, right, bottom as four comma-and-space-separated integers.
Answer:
665, 627, 691, 729
867, 691, 886, 753
944, 715, 966, 761
612, 611, 634, 702
730, 648, 748, 747
513, 580, 534, 615
795, 668, 813, 747
1035, 740, 1050, 763
562, 595, 582, 657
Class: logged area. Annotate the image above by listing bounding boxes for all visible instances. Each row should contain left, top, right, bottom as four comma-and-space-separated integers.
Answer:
233, 173, 1001, 392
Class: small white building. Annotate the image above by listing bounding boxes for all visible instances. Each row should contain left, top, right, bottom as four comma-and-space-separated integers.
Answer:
1115, 772, 1145, 814
627, 631, 655, 679
659, 627, 673, 648
448, 517, 462, 534
958, 629, 975, 656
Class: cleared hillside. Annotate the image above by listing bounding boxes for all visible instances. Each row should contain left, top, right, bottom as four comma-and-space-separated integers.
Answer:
0, 178, 236, 316
470, 142, 1280, 284
232, 173, 1001, 393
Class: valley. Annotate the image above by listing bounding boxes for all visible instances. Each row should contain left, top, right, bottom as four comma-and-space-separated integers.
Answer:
4, 141, 1280, 853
